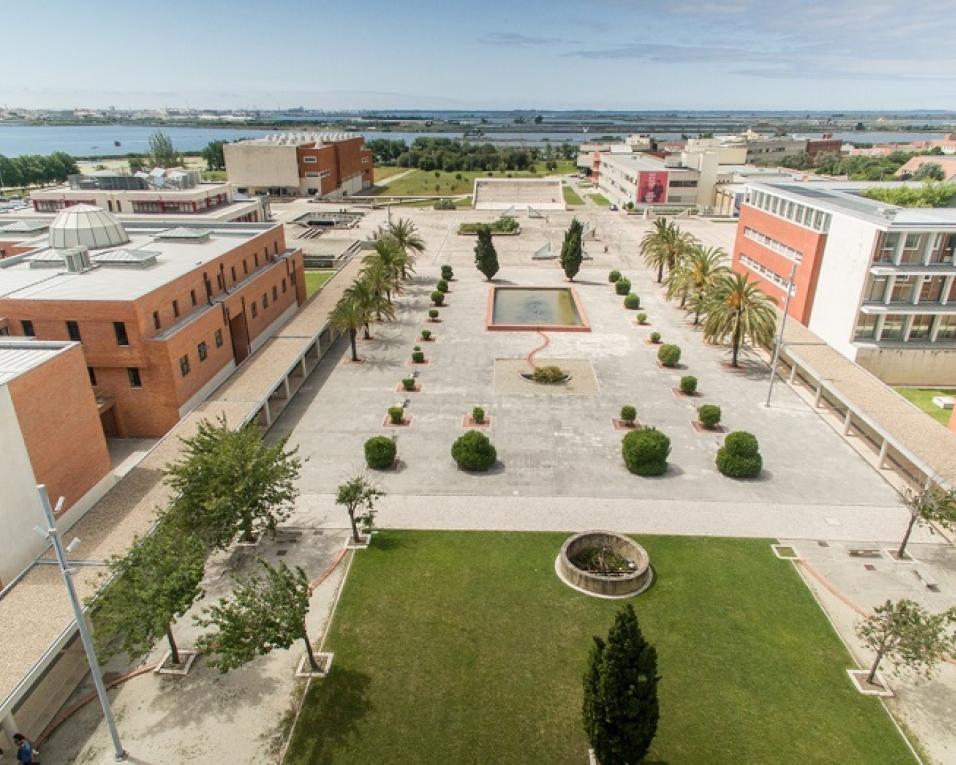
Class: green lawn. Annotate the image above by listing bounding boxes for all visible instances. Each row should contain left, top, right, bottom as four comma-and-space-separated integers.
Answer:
563, 183, 585, 206
372, 161, 576, 197
285, 531, 914, 765
371, 165, 410, 183
589, 192, 611, 207
305, 269, 335, 297
895, 387, 955, 425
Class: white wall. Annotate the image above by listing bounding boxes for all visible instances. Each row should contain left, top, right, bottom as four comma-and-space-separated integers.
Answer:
0, 385, 44, 586
224, 143, 300, 189
856, 346, 956, 386
807, 214, 878, 359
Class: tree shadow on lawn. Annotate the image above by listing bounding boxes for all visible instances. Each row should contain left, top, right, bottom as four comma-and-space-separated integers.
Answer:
287, 665, 373, 765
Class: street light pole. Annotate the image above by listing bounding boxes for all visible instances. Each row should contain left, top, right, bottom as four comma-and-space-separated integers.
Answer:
36, 486, 127, 762
765, 261, 798, 408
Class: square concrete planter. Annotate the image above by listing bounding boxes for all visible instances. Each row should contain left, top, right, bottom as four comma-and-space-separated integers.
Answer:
611, 418, 639, 431
155, 649, 199, 676
296, 651, 334, 678
346, 531, 375, 550
462, 415, 492, 428
691, 420, 725, 434
396, 383, 422, 393
847, 669, 893, 696
771, 544, 800, 560
234, 533, 262, 550
383, 414, 412, 427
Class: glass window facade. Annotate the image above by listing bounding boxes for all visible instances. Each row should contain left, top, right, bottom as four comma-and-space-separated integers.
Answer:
909, 315, 934, 340
880, 314, 906, 340
854, 315, 879, 339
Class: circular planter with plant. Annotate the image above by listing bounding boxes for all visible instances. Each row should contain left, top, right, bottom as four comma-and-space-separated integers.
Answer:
622, 426, 671, 476
624, 293, 641, 310
615, 278, 631, 296
557, 531, 653, 598
716, 431, 762, 478
657, 344, 681, 368
451, 430, 497, 471
364, 435, 397, 470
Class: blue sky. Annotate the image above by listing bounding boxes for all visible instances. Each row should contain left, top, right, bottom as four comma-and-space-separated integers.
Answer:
2, 0, 953, 111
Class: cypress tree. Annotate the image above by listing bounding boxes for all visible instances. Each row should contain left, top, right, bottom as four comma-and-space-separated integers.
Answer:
474, 224, 500, 280
561, 218, 584, 281
583, 604, 660, 764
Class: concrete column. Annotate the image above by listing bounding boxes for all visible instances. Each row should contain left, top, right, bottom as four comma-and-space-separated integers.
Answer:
842, 409, 853, 435
788, 363, 798, 383
814, 384, 824, 407
884, 275, 896, 305
282, 377, 291, 400
1, 711, 17, 742
942, 275, 955, 306
878, 439, 889, 468
902, 314, 915, 342
260, 403, 272, 428
930, 315, 942, 343
300, 357, 309, 378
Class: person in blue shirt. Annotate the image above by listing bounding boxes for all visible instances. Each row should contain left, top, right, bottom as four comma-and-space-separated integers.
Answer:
12, 733, 35, 764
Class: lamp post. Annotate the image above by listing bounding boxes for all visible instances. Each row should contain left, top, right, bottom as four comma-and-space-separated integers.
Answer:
765, 261, 798, 407
34, 486, 127, 761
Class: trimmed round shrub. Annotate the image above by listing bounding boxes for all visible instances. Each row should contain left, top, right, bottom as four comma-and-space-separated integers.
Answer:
623, 293, 641, 310
428, 308, 440, 320
364, 436, 396, 469
621, 427, 671, 476
451, 430, 497, 471
608, 269, 621, 283
636, 312, 648, 325
472, 406, 485, 424
387, 406, 404, 425
412, 350, 425, 363
680, 375, 698, 395
650, 331, 661, 343
716, 430, 762, 478
436, 279, 449, 293
698, 404, 721, 429
441, 265, 454, 281
657, 344, 681, 367
431, 290, 444, 306
532, 365, 567, 384
421, 329, 432, 341
615, 278, 631, 296
620, 405, 636, 424
401, 377, 416, 391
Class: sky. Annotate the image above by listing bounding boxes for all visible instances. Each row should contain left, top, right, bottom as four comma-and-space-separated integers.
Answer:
2, 0, 954, 112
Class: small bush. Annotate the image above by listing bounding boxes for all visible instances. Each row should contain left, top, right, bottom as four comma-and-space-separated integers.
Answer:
441, 265, 454, 281
412, 350, 425, 363
608, 270, 621, 283
413, 345, 421, 351
650, 331, 661, 343
657, 344, 681, 367
451, 430, 497, 471
433, 198, 455, 210
472, 406, 485, 424
716, 430, 762, 478
421, 329, 432, 341
622, 427, 670, 476
431, 290, 444, 306
698, 404, 721, 429
364, 436, 396, 469
436, 279, 449, 293
680, 375, 698, 395
532, 365, 567, 384
401, 377, 416, 391
636, 312, 648, 325
623, 293, 641, 310
620, 405, 636, 424
615, 278, 631, 296
387, 406, 404, 425
428, 308, 440, 320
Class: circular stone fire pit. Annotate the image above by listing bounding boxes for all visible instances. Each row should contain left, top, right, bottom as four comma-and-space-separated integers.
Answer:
556, 531, 652, 598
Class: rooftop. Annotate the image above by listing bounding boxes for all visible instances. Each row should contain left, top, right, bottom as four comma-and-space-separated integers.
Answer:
598, 152, 673, 172
0, 340, 76, 385
237, 131, 362, 147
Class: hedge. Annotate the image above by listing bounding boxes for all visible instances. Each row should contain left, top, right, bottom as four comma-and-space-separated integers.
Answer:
608, 269, 622, 283
615, 278, 631, 296
365, 436, 396, 469
698, 404, 721, 429
716, 430, 762, 478
680, 375, 697, 395
451, 430, 497, 471
658, 344, 681, 367
624, 293, 641, 310
622, 427, 670, 476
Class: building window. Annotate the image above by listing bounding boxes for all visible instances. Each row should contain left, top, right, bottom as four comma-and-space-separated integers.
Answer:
303, 156, 318, 163
863, 275, 888, 303
909, 315, 933, 341
214, 328, 223, 348
263, 292, 269, 308
231, 265, 237, 283
929, 233, 955, 265
282, 278, 287, 293
936, 315, 956, 342
876, 232, 900, 264
173, 299, 180, 318
21, 320, 34, 336
179, 354, 191, 377
290, 269, 296, 284
919, 277, 944, 304
889, 277, 915, 304
880, 314, 905, 341
854, 314, 879, 340
217, 273, 225, 290
190, 289, 197, 307
305, 172, 319, 178
254, 253, 259, 267
153, 311, 161, 330
113, 321, 129, 346
66, 320, 81, 342
243, 259, 248, 275
273, 285, 278, 301
128, 367, 142, 388
88, 367, 97, 386
197, 341, 208, 361
274, 242, 278, 254
899, 233, 924, 265
251, 301, 258, 318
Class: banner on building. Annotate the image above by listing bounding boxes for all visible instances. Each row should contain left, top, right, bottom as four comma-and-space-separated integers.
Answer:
637, 171, 668, 205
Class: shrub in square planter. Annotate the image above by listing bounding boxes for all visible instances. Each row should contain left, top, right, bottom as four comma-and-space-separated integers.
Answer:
650, 331, 661, 343
608, 269, 621, 283
436, 279, 449, 293
615, 278, 631, 296
401, 377, 417, 391
365, 436, 396, 469
624, 293, 641, 310
441, 265, 454, 281
620, 405, 636, 426
472, 406, 485, 424
421, 329, 432, 341
451, 430, 497, 471
387, 406, 404, 425
412, 350, 425, 364
716, 430, 762, 478
698, 404, 721, 429
679, 375, 698, 395
428, 308, 440, 321
657, 344, 681, 367
431, 290, 445, 306
622, 426, 670, 476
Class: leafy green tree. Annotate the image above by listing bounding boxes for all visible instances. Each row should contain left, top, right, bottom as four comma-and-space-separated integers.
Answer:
346, 276, 394, 337
640, 219, 696, 283
128, 154, 146, 173
474, 225, 499, 280
329, 292, 367, 362
197, 561, 321, 672
148, 130, 181, 167
912, 162, 945, 181
896, 486, 956, 559
681, 245, 730, 325
583, 604, 660, 765
560, 218, 584, 281
166, 416, 301, 549
335, 474, 384, 543
201, 140, 226, 170
89, 521, 205, 666
363, 237, 409, 303
856, 600, 956, 686
379, 217, 425, 278
702, 272, 777, 367
862, 181, 956, 208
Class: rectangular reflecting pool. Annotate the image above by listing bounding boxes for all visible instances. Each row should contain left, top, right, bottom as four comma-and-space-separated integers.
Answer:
487, 286, 590, 332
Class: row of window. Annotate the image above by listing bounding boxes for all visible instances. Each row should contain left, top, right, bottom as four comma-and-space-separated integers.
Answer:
855, 313, 956, 343
738, 254, 797, 296
863, 274, 956, 305
747, 190, 832, 233
248, 276, 292, 319
743, 227, 803, 263
179, 329, 225, 378
874, 231, 956, 267
21, 319, 130, 346
304, 170, 332, 179
88, 366, 141, 388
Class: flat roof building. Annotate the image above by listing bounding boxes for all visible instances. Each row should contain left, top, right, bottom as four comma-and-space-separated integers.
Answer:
224, 132, 373, 198
0, 205, 306, 437
593, 152, 701, 210
733, 181, 956, 384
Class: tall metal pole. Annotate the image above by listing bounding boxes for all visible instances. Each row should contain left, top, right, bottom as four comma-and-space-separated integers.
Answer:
765, 261, 798, 407
37, 486, 127, 761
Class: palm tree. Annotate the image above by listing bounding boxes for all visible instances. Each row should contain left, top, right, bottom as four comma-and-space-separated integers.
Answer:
329, 294, 367, 362
640, 219, 696, 284
345, 277, 394, 338
684, 245, 730, 325
702, 272, 778, 367
379, 218, 425, 278
363, 238, 408, 303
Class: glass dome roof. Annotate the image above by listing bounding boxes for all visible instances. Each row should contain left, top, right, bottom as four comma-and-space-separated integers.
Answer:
48, 204, 130, 250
